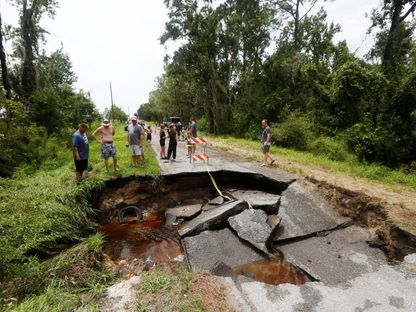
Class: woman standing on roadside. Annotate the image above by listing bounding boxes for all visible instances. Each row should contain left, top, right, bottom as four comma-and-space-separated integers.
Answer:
159, 125, 167, 159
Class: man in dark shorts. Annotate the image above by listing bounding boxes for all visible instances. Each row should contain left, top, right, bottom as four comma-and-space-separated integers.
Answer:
72, 123, 89, 183
261, 119, 275, 167
188, 117, 198, 154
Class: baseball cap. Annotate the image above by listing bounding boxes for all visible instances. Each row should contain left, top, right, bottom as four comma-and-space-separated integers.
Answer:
131, 116, 137, 121
102, 118, 110, 126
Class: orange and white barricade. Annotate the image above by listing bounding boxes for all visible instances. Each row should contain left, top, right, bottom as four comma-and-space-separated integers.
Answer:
188, 137, 209, 164
192, 153, 209, 163
191, 137, 207, 144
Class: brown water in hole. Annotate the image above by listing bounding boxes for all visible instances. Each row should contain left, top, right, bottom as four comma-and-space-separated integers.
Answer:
234, 258, 305, 285
98, 211, 183, 263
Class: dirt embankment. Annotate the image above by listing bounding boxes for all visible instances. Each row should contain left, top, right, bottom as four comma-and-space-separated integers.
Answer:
210, 140, 416, 260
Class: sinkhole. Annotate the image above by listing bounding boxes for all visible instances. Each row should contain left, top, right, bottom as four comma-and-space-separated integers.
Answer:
92, 171, 306, 286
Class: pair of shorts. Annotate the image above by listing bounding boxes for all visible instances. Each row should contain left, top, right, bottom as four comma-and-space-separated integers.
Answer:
160, 140, 165, 147
74, 159, 88, 172
130, 145, 142, 156
100, 143, 117, 159
262, 144, 270, 153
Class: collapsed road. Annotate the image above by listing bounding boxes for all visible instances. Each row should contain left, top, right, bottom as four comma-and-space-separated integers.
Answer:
93, 136, 416, 312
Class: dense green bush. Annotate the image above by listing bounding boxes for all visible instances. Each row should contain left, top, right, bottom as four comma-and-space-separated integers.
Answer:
344, 123, 385, 163
308, 136, 354, 162
197, 116, 210, 133
272, 115, 313, 151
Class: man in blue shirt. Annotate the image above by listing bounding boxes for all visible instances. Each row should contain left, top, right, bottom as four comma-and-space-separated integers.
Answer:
72, 123, 89, 183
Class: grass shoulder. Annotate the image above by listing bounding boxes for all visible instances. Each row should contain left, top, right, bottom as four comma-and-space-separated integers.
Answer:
0, 122, 161, 310
210, 135, 416, 191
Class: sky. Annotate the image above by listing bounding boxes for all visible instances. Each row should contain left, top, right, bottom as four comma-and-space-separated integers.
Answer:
1, 0, 380, 115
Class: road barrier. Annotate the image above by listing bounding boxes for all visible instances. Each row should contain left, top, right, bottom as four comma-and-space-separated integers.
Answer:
193, 153, 209, 162
191, 137, 207, 144
188, 137, 233, 202
188, 137, 209, 164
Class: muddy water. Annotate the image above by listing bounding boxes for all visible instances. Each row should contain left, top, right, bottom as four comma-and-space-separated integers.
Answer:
234, 258, 305, 285
98, 212, 183, 263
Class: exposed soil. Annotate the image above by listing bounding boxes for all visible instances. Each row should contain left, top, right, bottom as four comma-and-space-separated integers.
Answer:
188, 271, 238, 312
210, 140, 416, 260
306, 178, 416, 261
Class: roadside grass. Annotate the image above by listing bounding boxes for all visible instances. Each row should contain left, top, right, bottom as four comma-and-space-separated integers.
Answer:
137, 267, 207, 312
2, 234, 113, 311
0, 122, 161, 309
212, 135, 416, 190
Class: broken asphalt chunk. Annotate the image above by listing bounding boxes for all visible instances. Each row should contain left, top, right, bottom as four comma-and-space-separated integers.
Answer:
179, 200, 249, 238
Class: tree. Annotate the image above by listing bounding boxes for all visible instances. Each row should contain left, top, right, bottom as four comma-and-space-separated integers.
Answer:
369, 0, 416, 75
161, 0, 272, 134
37, 48, 77, 89
104, 105, 128, 122
274, 0, 329, 52
0, 9, 11, 99
11, 0, 58, 97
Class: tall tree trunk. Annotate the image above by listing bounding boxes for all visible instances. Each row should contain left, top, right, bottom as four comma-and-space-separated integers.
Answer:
21, 0, 37, 97
293, 0, 300, 52
0, 10, 11, 99
382, 0, 404, 72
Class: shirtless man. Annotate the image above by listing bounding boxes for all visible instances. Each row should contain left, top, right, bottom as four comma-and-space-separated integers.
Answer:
92, 119, 117, 171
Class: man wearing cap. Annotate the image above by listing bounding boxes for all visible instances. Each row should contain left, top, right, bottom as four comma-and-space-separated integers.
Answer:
72, 123, 89, 183
92, 118, 117, 171
126, 116, 144, 167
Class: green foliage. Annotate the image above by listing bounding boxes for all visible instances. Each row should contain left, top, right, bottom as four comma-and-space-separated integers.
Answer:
149, 0, 416, 167
344, 123, 385, 163
104, 105, 128, 122
197, 116, 210, 133
140, 267, 175, 293
0, 165, 97, 279
329, 61, 387, 130
0, 121, 54, 176
272, 115, 313, 151
4, 282, 101, 312
309, 136, 354, 162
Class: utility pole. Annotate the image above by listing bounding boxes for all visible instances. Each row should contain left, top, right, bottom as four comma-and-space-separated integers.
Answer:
109, 81, 114, 122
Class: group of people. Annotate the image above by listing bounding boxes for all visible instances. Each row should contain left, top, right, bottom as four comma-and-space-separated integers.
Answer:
71, 116, 145, 183
72, 116, 274, 183
158, 117, 198, 161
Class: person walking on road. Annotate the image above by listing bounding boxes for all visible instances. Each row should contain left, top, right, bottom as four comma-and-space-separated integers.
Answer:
166, 124, 178, 161
188, 117, 198, 154
72, 123, 89, 183
126, 116, 144, 167
261, 119, 275, 167
92, 118, 117, 171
